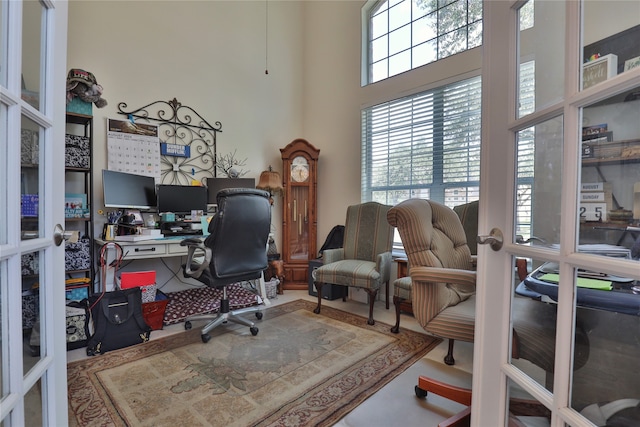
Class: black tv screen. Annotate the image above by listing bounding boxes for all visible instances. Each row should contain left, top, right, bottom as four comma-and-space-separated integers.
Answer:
156, 185, 208, 215
206, 177, 255, 204
102, 170, 156, 210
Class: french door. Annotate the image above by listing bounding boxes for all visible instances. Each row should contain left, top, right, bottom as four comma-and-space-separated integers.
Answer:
0, 1, 69, 425
475, 1, 640, 426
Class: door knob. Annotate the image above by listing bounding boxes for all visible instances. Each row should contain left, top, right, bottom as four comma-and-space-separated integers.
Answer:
477, 228, 503, 251
53, 224, 74, 246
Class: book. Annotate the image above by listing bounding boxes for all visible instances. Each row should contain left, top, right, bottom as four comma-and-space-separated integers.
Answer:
114, 234, 164, 242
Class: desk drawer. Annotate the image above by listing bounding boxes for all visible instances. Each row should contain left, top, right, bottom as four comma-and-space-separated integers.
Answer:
124, 244, 167, 259
167, 243, 189, 256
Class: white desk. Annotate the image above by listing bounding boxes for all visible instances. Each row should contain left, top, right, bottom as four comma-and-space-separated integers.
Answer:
94, 237, 271, 305
96, 236, 202, 261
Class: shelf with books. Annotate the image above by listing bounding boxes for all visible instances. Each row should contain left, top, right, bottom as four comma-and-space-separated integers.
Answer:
64, 113, 94, 296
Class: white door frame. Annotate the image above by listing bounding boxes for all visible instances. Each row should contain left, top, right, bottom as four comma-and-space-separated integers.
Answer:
474, 1, 640, 426
0, 0, 68, 425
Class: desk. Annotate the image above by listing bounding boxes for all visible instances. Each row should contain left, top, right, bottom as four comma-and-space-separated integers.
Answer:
516, 263, 639, 316
95, 238, 271, 305
96, 237, 201, 261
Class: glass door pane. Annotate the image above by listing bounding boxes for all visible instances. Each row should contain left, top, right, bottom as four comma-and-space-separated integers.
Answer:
517, 0, 565, 119
21, 1, 43, 111
581, 3, 640, 92
21, 115, 43, 240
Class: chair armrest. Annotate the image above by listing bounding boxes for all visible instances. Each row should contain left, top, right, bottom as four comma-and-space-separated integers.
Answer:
180, 238, 211, 279
322, 247, 344, 264
376, 251, 393, 282
410, 266, 477, 289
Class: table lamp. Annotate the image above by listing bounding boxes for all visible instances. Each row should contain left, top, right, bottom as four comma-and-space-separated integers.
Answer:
257, 165, 283, 260
256, 165, 283, 205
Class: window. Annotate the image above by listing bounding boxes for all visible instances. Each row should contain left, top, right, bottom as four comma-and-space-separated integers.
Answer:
361, 75, 482, 249
364, 0, 483, 84
516, 60, 535, 240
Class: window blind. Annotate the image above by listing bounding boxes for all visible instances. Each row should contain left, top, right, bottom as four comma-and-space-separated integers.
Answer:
361, 75, 482, 210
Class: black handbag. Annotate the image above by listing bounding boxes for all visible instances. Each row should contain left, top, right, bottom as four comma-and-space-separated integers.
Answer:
86, 287, 151, 356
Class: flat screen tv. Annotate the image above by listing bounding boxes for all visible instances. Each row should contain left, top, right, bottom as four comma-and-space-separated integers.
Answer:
156, 185, 208, 215
102, 169, 156, 210
206, 177, 255, 204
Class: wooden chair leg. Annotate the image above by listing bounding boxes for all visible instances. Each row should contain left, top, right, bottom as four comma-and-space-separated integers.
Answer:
445, 339, 456, 366
313, 282, 323, 314
385, 280, 389, 309
417, 375, 472, 406
391, 295, 401, 333
364, 288, 378, 325
438, 407, 471, 427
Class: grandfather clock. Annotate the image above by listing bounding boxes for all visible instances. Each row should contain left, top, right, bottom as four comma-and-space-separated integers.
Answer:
280, 139, 320, 290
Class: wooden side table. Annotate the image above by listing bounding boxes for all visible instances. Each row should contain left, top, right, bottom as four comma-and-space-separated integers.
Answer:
395, 258, 413, 315
396, 257, 409, 278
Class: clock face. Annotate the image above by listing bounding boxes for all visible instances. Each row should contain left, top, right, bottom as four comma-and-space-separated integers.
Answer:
291, 156, 309, 182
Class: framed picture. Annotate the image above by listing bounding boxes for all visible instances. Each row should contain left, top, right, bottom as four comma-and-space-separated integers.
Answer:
624, 55, 640, 72
582, 54, 618, 89
582, 123, 608, 138
582, 131, 613, 144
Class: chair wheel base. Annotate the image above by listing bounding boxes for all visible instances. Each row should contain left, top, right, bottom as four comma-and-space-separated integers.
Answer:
185, 321, 192, 330
415, 385, 427, 399
255, 312, 263, 320
250, 327, 259, 336
201, 334, 211, 343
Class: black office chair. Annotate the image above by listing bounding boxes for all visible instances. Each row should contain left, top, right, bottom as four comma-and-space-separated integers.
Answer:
180, 188, 271, 342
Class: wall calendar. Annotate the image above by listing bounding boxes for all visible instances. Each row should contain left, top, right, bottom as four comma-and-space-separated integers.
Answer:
107, 118, 161, 179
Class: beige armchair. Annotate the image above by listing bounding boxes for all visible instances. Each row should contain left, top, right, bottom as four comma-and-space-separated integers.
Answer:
387, 198, 476, 365
390, 200, 479, 335
387, 199, 590, 427
313, 202, 394, 325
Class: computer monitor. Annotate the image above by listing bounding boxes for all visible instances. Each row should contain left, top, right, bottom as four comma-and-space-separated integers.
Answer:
206, 177, 255, 204
102, 169, 156, 210
156, 184, 208, 215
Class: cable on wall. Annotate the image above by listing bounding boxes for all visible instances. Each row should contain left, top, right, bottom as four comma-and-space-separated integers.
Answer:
265, 0, 269, 75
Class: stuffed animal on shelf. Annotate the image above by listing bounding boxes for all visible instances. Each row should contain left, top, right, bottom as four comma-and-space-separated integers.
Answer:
66, 68, 108, 108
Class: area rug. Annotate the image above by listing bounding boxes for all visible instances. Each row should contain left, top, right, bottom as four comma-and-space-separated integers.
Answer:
67, 299, 440, 427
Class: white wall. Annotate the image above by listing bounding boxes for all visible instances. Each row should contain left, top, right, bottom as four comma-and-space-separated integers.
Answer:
68, 0, 305, 250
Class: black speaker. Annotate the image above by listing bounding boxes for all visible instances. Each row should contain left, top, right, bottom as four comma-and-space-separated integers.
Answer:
308, 258, 348, 300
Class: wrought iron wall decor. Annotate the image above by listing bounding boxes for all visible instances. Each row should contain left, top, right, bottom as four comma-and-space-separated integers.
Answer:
117, 98, 222, 185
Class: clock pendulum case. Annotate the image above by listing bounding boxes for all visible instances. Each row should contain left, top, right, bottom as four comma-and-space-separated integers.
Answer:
280, 139, 320, 290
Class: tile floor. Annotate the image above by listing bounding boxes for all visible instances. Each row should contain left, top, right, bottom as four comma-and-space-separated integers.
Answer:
67, 290, 474, 426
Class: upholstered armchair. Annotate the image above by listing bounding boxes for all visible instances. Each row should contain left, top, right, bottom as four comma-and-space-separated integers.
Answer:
313, 202, 394, 325
387, 199, 590, 426
387, 198, 476, 365
389, 199, 479, 335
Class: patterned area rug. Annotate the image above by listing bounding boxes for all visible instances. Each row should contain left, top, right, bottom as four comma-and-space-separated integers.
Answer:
67, 299, 440, 427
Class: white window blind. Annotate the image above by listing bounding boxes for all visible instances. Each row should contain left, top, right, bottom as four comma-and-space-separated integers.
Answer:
516, 60, 535, 239
361, 75, 482, 211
